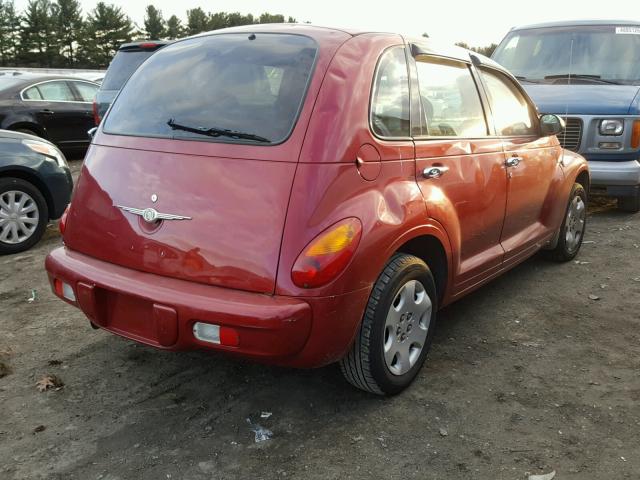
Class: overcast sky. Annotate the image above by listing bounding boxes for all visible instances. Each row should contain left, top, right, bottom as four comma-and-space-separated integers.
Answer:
14, 0, 640, 46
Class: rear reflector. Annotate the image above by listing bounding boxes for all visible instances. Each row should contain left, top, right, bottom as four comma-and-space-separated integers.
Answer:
192, 322, 239, 346
54, 279, 76, 302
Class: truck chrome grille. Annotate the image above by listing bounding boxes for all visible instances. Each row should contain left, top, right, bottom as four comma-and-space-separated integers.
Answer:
558, 118, 582, 152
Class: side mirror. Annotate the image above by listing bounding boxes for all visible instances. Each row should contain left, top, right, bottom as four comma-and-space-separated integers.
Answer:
87, 127, 97, 140
540, 114, 564, 136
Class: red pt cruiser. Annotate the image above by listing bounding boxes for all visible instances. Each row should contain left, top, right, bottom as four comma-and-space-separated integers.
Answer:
46, 25, 589, 394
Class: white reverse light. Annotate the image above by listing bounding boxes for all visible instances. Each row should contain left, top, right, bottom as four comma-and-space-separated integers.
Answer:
193, 322, 220, 344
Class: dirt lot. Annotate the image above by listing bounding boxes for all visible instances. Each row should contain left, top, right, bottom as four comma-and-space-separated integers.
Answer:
1, 158, 639, 480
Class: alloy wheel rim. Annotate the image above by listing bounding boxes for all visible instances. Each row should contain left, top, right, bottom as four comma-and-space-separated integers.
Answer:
383, 279, 432, 376
564, 194, 586, 253
0, 190, 39, 245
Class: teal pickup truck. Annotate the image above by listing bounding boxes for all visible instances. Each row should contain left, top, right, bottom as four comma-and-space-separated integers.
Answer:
493, 20, 640, 212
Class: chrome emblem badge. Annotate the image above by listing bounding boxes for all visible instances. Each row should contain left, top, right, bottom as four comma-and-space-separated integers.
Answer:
116, 204, 192, 223
142, 208, 158, 223
151, 194, 158, 203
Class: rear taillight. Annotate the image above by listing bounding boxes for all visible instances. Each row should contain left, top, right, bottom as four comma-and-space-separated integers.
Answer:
291, 218, 362, 288
92, 100, 101, 125
59, 205, 69, 235
632, 120, 640, 149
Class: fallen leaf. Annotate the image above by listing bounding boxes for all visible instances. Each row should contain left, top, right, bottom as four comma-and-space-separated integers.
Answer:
528, 471, 556, 480
588, 294, 600, 301
36, 374, 64, 392
47, 360, 62, 366
33, 425, 46, 434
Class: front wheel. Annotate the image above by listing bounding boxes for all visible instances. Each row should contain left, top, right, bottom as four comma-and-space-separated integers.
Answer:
0, 177, 49, 255
340, 253, 437, 395
548, 182, 587, 262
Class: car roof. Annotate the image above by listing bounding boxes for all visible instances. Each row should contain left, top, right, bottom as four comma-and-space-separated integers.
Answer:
0, 72, 99, 84
180, 23, 507, 73
511, 19, 640, 31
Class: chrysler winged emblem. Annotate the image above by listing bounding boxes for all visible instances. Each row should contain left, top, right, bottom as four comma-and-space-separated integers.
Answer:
116, 205, 192, 223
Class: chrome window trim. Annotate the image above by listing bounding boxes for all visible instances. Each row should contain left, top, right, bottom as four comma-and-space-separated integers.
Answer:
20, 79, 98, 104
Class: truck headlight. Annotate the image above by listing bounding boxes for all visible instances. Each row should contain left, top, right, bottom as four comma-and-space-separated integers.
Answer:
22, 139, 68, 168
599, 119, 624, 136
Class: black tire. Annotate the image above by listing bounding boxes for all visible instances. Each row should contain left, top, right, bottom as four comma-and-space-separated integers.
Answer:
13, 128, 40, 138
617, 192, 640, 213
340, 253, 438, 395
548, 182, 587, 262
0, 177, 49, 255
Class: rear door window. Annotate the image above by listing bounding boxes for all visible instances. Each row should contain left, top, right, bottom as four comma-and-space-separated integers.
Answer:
370, 47, 410, 138
104, 34, 318, 145
34, 81, 75, 102
414, 57, 488, 137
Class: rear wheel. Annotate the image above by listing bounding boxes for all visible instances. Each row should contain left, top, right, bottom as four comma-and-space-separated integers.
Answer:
340, 253, 437, 395
13, 128, 40, 138
617, 191, 640, 213
548, 182, 587, 262
0, 177, 48, 255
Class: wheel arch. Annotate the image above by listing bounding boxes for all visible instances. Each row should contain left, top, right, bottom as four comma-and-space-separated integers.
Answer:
6, 121, 47, 139
0, 168, 54, 220
392, 232, 450, 304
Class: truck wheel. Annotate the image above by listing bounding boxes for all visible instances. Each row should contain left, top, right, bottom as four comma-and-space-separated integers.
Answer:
617, 192, 640, 213
340, 253, 437, 395
0, 177, 49, 255
549, 182, 587, 262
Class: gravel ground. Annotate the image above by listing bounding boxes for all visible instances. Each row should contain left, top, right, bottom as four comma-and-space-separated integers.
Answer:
1, 158, 639, 479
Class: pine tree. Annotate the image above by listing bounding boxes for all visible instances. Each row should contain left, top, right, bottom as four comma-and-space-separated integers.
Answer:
143, 5, 165, 39
186, 7, 208, 35
19, 0, 59, 67
0, 0, 21, 66
81, 2, 133, 68
55, 0, 83, 66
165, 14, 182, 40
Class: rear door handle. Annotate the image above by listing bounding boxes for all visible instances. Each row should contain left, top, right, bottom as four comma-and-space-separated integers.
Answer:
39, 109, 55, 115
505, 156, 522, 167
423, 166, 449, 179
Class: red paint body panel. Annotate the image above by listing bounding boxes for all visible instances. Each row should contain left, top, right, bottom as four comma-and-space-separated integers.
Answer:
45, 26, 589, 368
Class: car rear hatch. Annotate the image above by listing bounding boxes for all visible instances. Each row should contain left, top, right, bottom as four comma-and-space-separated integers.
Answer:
64, 29, 346, 295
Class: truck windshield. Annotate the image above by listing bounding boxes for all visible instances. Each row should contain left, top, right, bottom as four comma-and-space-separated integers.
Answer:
492, 25, 640, 85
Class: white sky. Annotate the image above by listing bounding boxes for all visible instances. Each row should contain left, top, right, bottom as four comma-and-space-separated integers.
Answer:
16, 0, 640, 46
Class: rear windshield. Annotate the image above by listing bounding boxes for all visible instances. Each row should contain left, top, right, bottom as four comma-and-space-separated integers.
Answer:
103, 33, 318, 145
101, 50, 156, 91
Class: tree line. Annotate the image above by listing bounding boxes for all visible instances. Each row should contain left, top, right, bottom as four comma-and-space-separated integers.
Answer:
0, 0, 296, 69
454, 42, 498, 58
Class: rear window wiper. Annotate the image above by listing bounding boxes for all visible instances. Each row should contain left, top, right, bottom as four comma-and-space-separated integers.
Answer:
544, 74, 621, 85
167, 119, 271, 143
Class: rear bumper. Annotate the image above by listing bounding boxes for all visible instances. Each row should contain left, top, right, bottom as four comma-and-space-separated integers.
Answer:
45, 247, 369, 368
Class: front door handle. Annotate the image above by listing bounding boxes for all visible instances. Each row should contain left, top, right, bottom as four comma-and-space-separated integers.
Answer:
423, 166, 449, 179
505, 156, 522, 167
39, 109, 55, 115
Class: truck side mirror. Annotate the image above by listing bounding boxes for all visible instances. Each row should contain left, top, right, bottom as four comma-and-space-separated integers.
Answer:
540, 114, 564, 136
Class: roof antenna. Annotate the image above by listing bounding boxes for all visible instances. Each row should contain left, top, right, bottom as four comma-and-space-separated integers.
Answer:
560, 37, 574, 165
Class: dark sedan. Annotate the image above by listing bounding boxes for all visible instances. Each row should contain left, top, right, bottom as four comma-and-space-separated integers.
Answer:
0, 129, 73, 254
0, 73, 99, 153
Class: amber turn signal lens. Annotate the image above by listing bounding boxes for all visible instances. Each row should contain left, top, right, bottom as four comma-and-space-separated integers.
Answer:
291, 218, 362, 288
631, 120, 640, 149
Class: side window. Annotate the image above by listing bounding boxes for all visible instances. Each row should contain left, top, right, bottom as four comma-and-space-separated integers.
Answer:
36, 81, 75, 102
479, 69, 537, 136
415, 58, 487, 137
73, 81, 99, 102
23, 86, 43, 100
371, 47, 410, 138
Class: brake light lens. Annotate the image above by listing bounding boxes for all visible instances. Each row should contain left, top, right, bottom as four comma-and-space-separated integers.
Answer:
92, 100, 101, 125
291, 218, 362, 288
632, 120, 640, 149
59, 205, 69, 235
